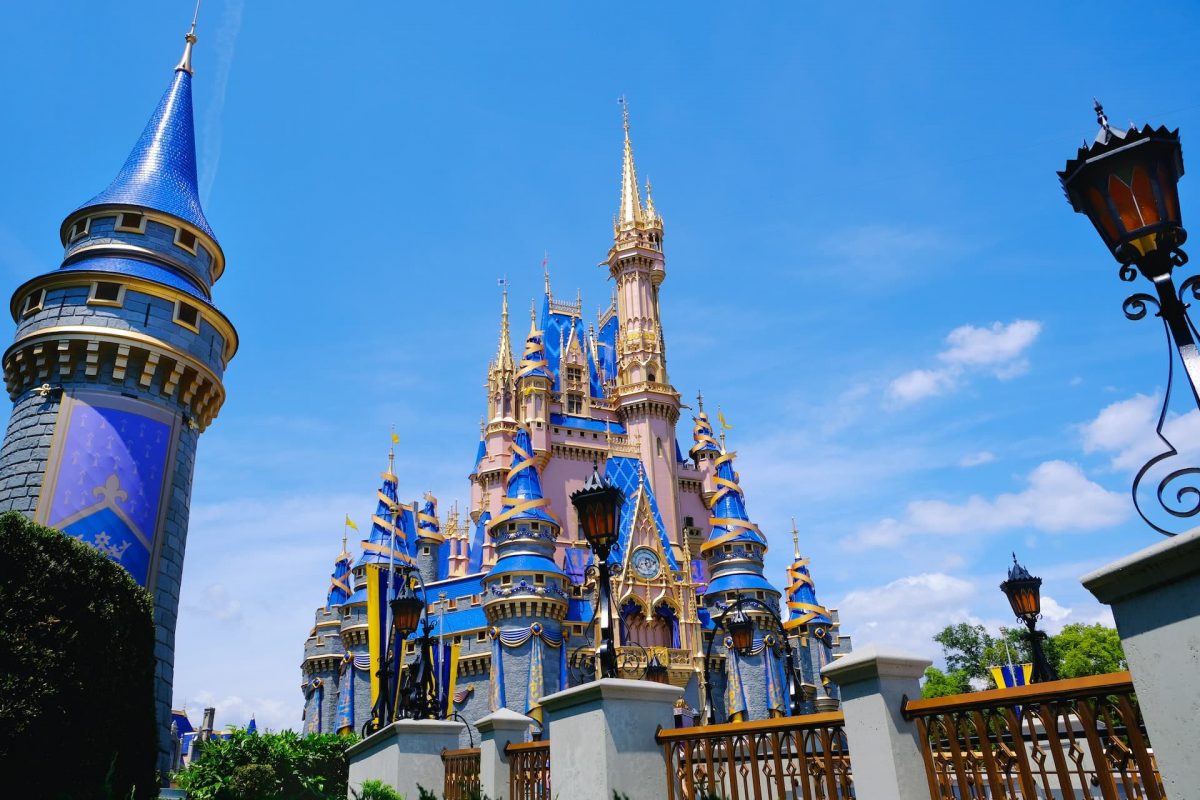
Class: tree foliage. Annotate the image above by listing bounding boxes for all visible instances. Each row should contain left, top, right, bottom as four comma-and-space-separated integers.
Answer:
176, 728, 357, 800
0, 511, 157, 798
924, 620, 1127, 696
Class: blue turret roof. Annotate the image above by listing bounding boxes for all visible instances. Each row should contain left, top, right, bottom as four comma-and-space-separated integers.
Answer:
689, 411, 721, 460
326, 546, 353, 609
516, 316, 552, 382
74, 65, 214, 240
701, 451, 767, 556
785, 553, 832, 630
492, 427, 557, 527
418, 494, 443, 542
353, 459, 412, 568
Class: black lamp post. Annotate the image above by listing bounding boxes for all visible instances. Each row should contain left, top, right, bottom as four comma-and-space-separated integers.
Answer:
1060, 102, 1197, 536
999, 554, 1057, 683
702, 594, 802, 724
393, 564, 439, 721
571, 463, 624, 679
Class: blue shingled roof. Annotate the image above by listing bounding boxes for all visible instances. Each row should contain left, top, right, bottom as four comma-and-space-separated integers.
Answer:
786, 558, 832, 627
467, 511, 490, 574
605, 456, 680, 571
76, 68, 214, 242
596, 314, 617, 393
705, 572, 780, 597
549, 414, 626, 435
486, 554, 565, 577
705, 456, 767, 549
496, 427, 556, 525
434, 605, 489, 635
59, 256, 209, 301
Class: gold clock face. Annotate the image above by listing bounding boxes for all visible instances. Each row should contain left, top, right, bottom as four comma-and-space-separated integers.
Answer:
632, 547, 660, 580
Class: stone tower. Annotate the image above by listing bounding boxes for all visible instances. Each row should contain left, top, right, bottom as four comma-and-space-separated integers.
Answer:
0, 25, 236, 766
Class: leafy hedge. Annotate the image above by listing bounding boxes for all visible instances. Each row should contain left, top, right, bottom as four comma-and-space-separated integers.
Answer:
0, 511, 157, 798
176, 728, 358, 799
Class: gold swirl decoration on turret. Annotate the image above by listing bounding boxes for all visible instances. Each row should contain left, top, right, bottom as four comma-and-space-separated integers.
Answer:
491, 433, 560, 527
699, 450, 763, 555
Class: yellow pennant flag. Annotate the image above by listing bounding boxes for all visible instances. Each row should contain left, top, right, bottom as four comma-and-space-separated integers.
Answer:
345, 515, 359, 531
717, 408, 733, 430
391, 431, 400, 444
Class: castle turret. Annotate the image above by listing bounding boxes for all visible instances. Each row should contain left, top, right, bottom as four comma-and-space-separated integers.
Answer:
302, 535, 352, 733
481, 426, 568, 725
605, 103, 682, 547
416, 492, 443, 584
516, 307, 552, 451
0, 21, 238, 768
784, 521, 848, 712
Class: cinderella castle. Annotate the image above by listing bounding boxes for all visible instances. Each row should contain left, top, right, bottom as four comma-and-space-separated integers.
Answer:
299, 109, 851, 735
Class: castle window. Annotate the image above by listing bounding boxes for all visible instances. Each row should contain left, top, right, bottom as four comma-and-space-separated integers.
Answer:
531, 523, 539, 531
173, 300, 200, 332
648, 372, 656, 383
68, 217, 90, 242
534, 574, 545, 585
115, 212, 146, 233
656, 437, 663, 457
447, 598, 458, 610
87, 281, 125, 308
174, 227, 198, 254
566, 394, 583, 414
501, 576, 512, 586
566, 366, 582, 383
421, 545, 431, 556
21, 289, 45, 317
508, 523, 516, 532
477, 631, 487, 642
471, 595, 481, 606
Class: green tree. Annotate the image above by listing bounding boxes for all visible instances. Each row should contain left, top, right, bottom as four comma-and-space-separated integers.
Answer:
176, 728, 357, 799
920, 666, 972, 698
932, 623, 993, 682
1053, 623, 1126, 678
0, 511, 157, 799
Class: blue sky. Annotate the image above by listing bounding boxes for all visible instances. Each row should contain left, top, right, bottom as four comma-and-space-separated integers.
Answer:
4, 2, 1200, 730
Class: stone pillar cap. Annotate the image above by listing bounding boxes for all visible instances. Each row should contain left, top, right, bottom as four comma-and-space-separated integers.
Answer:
1082, 525, 1200, 605
346, 718, 465, 757
476, 708, 534, 733
541, 677, 683, 713
821, 645, 931, 684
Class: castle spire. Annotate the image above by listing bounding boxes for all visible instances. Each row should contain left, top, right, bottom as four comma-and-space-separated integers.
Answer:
791, 517, 800, 559
617, 97, 645, 230
495, 283, 514, 372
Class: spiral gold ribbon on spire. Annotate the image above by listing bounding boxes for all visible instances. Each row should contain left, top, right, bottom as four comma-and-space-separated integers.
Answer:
689, 411, 720, 458
784, 556, 830, 630
492, 436, 560, 526
517, 323, 550, 380
700, 451, 763, 554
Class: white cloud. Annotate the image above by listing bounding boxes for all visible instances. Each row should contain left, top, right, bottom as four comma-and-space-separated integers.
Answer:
849, 460, 1127, 549
184, 583, 242, 622
1081, 393, 1200, 475
838, 573, 978, 657
887, 320, 1042, 406
959, 451, 995, 468
179, 691, 295, 735
199, 0, 246, 205
939, 320, 1042, 369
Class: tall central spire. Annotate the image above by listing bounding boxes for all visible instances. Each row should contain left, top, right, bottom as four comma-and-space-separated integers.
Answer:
618, 98, 645, 229
495, 284, 514, 372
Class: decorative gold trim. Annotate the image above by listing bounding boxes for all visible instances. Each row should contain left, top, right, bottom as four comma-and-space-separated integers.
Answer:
86, 281, 127, 308
59, 206, 226, 284
66, 240, 211, 296
9, 273, 238, 365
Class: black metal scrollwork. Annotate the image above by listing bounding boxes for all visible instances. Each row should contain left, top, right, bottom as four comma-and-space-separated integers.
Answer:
1123, 293, 1159, 321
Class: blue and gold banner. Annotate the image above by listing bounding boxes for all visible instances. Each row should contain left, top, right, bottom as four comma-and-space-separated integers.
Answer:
38, 392, 178, 588
335, 656, 355, 735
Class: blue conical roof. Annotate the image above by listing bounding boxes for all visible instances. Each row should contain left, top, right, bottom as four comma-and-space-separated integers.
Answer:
701, 451, 766, 555
353, 462, 413, 568
493, 428, 557, 526
75, 66, 214, 240
418, 494, 443, 541
689, 411, 721, 459
784, 555, 831, 630
517, 317, 552, 381
326, 546, 353, 609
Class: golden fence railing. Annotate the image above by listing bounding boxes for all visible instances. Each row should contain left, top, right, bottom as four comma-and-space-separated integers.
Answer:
902, 671, 1166, 800
655, 712, 854, 800
441, 747, 480, 800
506, 739, 551, 800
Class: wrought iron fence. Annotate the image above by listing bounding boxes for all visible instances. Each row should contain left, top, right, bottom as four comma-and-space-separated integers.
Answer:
902, 671, 1166, 799
656, 712, 854, 800
507, 739, 551, 800
441, 747, 480, 800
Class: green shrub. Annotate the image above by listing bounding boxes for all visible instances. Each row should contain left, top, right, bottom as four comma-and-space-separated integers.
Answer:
176, 728, 358, 799
0, 511, 157, 798
352, 780, 404, 800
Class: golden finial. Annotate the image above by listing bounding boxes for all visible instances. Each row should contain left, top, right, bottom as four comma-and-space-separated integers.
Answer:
176, 0, 201, 74
791, 517, 800, 559
543, 251, 551, 296
645, 178, 657, 219
387, 425, 397, 474
494, 279, 513, 370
